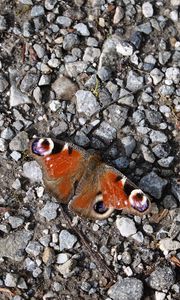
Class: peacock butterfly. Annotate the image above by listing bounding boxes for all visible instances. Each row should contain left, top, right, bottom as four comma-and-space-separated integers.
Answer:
30, 138, 151, 220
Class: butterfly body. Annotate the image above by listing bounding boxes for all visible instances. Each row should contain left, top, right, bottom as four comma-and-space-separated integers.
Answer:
30, 138, 151, 220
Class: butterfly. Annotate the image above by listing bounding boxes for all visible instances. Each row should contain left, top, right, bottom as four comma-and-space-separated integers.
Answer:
30, 138, 151, 220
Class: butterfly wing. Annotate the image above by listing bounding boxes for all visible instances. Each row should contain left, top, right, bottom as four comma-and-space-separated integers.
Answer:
30, 138, 89, 203
69, 163, 151, 219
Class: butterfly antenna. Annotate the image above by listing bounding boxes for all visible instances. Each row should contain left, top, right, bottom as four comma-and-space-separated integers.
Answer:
60, 204, 116, 284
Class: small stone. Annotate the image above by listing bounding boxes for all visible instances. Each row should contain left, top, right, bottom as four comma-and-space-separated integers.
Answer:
142, 2, 154, 18
141, 145, 155, 163
8, 216, 24, 229
1, 127, 14, 140
20, 73, 39, 93
26, 241, 42, 256
171, 0, 180, 5
163, 195, 177, 209
5, 273, 18, 287
113, 6, 124, 24
93, 121, 116, 145
51, 121, 68, 135
97, 66, 112, 81
74, 23, 90, 36
31, 5, 45, 17
39, 201, 59, 221
165, 67, 180, 84
63, 33, 80, 51
148, 266, 175, 291
75, 90, 100, 117
57, 253, 71, 264
65, 61, 88, 77
33, 44, 45, 58
10, 85, 31, 107
9, 132, 29, 151
74, 131, 90, 147
83, 47, 101, 63
137, 22, 152, 34
116, 41, 134, 56
143, 224, 153, 234
12, 178, 21, 189
169, 10, 178, 22
0, 15, 7, 31
150, 68, 164, 85
140, 171, 168, 199
59, 230, 77, 251
155, 291, 166, 300
116, 217, 137, 237
23, 161, 42, 182
152, 144, 170, 158
113, 156, 129, 169
126, 71, 144, 92
42, 247, 55, 265
10, 151, 21, 161
0, 73, 8, 92
38, 75, 51, 86
22, 21, 34, 37
158, 85, 175, 96
104, 105, 128, 130
48, 58, 60, 68
87, 37, 98, 47
108, 278, 143, 300
17, 277, 28, 290
158, 156, 174, 168
0, 138, 7, 152
56, 16, 72, 27
149, 130, 168, 143
56, 258, 76, 276
132, 231, 144, 243
158, 51, 171, 65
159, 238, 180, 254
45, 0, 57, 10
171, 179, 180, 201
52, 75, 78, 101
121, 136, 136, 157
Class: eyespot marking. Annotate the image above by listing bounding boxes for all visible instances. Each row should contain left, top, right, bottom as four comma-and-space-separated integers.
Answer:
31, 138, 54, 156
129, 189, 149, 213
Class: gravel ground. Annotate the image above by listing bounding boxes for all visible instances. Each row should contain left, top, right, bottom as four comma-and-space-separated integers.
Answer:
0, 0, 180, 299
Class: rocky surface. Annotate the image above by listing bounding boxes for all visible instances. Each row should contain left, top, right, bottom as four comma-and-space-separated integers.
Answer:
0, 0, 179, 299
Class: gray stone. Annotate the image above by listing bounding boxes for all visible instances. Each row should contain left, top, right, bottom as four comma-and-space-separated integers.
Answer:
137, 22, 152, 34
104, 104, 128, 130
65, 61, 88, 77
0, 15, 7, 31
76, 90, 100, 117
108, 278, 143, 300
148, 266, 175, 291
150, 68, 164, 85
25, 257, 36, 272
158, 85, 175, 96
133, 110, 145, 123
45, 0, 57, 10
126, 71, 144, 92
140, 171, 168, 199
116, 41, 134, 56
22, 21, 34, 37
141, 145, 155, 163
159, 51, 171, 65
119, 89, 134, 106
171, 179, 180, 201
1, 127, 14, 140
59, 230, 77, 251
10, 151, 21, 161
48, 58, 60, 68
113, 156, 129, 169
31, 5, 45, 17
0, 230, 33, 261
149, 130, 168, 143
8, 216, 24, 229
141, 92, 153, 103
33, 44, 45, 58
152, 144, 170, 158
113, 6, 124, 24
165, 67, 180, 84
97, 66, 112, 81
121, 136, 136, 157
5, 273, 18, 287
0, 137, 7, 152
93, 121, 117, 145
17, 277, 28, 290
9, 131, 29, 151
57, 253, 71, 264
52, 75, 78, 101
0, 73, 8, 92
142, 2, 154, 18
158, 156, 174, 168
56, 258, 76, 276
26, 241, 42, 256
39, 201, 59, 221
74, 23, 90, 36
23, 161, 42, 182
116, 217, 137, 237
10, 84, 31, 107
56, 16, 72, 27
38, 75, 51, 86
20, 73, 39, 93
51, 121, 68, 135
163, 195, 177, 209
87, 37, 98, 47
63, 33, 80, 51
159, 238, 180, 254
74, 131, 90, 147
145, 110, 162, 126
83, 47, 101, 63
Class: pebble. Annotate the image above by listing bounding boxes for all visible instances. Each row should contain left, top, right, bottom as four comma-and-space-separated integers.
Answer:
4, 273, 18, 287
38, 75, 51, 86
26, 241, 42, 256
126, 71, 144, 92
149, 130, 168, 143
152, 144, 170, 158
31, 5, 45, 17
113, 6, 124, 24
9, 131, 29, 152
142, 2, 154, 18
75, 90, 100, 117
8, 216, 24, 229
48, 58, 60, 68
51, 75, 78, 101
83, 47, 101, 63
10, 151, 21, 161
116, 41, 134, 56
59, 230, 77, 251
165, 67, 180, 84
108, 278, 143, 300
56, 258, 76, 276
121, 136, 136, 157
148, 266, 175, 291
140, 171, 168, 199
57, 253, 71, 264
159, 238, 180, 254
74, 23, 90, 36
116, 217, 137, 237
20, 73, 40, 93
33, 44, 45, 58
155, 291, 166, 300
10, 84, 31, 107
150, 68, 164, 85
63, 33, 80, 50
0, 15, 7, 31
97, 66, 112, 81
158, 85, 175, 96
104, 105, 128, 130
1, 127, 14, 140
93, 121, 117, 145
141, 145, 156, 163
56, 16, 72, 28
0, 73, 8, 92
157, 156, 174, 168
23, 161, 43, 182
45, 0, 57, 10
39, 201, 59, 221
159, 51, 171, 65
0, 138, 7, 151
65, 61, 88, 77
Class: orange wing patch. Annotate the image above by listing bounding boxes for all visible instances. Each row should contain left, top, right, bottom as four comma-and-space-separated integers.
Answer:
101, 172, 131, 210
